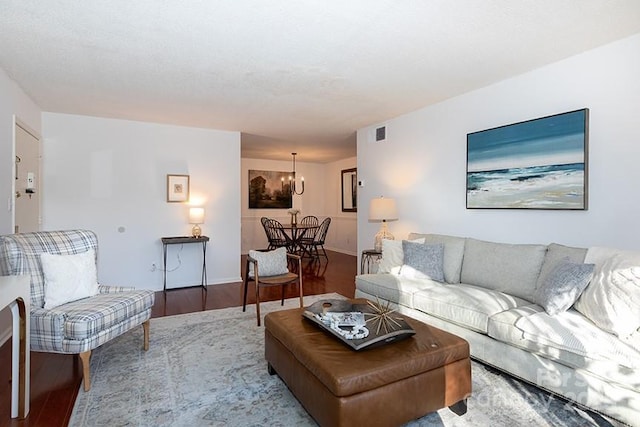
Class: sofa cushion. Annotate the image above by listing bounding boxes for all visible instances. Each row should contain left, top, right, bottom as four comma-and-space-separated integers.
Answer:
400, 241, 444, 282
377, 238, 424, 274
30, 289, 155, 350
624, 328, 640, 354
533, 261, 595, 316
62, 291, 153, 341
412, 283, 530, 333
460, 238, 546, 302
575, 247, 640, 338
408, 233, 465, 284
355, 273, 442, 308
488, 306, 640, 388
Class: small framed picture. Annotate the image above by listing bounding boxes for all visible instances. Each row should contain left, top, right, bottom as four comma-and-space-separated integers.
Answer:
167, 174, 190, 203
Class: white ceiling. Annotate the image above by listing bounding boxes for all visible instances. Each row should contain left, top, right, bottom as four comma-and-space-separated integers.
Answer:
1, 1, 640, 163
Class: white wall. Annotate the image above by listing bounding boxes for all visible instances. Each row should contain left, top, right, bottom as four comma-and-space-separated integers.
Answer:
241, 156, 357, 255
0, 67, 41, 234
323, 157, 358, 255
0, 68, 42, 344
42, 113, 241, 290
358, 33, 640, 252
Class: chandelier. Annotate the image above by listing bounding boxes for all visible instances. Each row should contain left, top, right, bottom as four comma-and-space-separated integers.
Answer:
285, 152, 305, 195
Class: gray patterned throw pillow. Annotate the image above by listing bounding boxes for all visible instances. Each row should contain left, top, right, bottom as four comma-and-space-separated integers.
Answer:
400, 240, 445, 282
534, 261, 595, 316
248, 247, 288, 277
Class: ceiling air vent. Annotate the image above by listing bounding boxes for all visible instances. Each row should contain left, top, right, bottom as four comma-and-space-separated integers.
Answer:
369, 124, 388, 143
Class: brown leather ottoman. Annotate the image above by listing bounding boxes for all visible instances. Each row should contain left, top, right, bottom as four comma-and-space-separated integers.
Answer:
264, 301, 472, 427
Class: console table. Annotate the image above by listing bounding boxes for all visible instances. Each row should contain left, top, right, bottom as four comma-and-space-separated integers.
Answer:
161, 236, 209, 292
0, 275, 30, 419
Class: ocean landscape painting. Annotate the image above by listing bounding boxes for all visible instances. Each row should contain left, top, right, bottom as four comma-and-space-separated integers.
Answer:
466, 109, 588, 210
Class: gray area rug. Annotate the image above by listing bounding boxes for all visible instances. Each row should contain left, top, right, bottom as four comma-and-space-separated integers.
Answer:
70, 293, 619, 426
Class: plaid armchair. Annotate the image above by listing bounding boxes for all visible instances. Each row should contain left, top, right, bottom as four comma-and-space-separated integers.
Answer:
0, 230, 155, 391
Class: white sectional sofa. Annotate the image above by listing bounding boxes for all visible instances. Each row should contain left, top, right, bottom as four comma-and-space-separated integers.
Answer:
355, 233, 640, 426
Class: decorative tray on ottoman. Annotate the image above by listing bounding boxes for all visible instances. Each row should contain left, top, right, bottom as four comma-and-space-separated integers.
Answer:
302, 298, 415, 350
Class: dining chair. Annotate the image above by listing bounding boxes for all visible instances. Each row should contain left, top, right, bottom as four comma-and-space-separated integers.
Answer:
300, 215, 319, 227
298, 216, 320, 258
261, 217, 277, 250
262, 218, 293, 252
242, 247, 303, 326
305, 217, 331, 259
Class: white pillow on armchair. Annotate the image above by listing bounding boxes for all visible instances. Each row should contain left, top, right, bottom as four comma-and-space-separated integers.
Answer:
41, 249, 99, 309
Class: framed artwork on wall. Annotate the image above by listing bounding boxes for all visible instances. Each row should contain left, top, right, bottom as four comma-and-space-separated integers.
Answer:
167, 174, 190, 202
248, 170, 293, 209
466, 108, 589, 210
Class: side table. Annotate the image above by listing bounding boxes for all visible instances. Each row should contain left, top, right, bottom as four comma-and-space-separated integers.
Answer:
161, 236, 209, 292
360, 249, 382, 274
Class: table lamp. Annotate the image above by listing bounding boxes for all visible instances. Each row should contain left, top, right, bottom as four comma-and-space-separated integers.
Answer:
369, 197, 398, 251
189, 207, 205, 238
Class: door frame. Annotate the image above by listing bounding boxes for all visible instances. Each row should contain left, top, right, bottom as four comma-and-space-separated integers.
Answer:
12, 115, 42, 233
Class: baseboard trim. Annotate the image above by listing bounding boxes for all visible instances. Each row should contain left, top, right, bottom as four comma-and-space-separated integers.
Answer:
323, 246, 357, 256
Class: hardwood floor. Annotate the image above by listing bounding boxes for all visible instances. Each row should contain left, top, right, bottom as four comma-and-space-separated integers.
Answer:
0, 251, 357, 427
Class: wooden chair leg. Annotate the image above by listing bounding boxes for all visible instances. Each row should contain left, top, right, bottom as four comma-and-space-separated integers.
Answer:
242, 259, 250, 312
255, 278, 261, 326
143, 320, 150, 351
298, 257, 304, 308
79, 350, 92, 391
242, 275, 249, 311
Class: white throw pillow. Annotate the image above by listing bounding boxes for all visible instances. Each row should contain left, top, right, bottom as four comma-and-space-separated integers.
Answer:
574, 247, 640, 338
248, 247, 288, 277
377, 238, 425, 274
41, 249, 99, 309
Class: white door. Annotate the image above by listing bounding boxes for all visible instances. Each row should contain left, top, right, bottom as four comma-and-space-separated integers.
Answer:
14, 121, 41, 233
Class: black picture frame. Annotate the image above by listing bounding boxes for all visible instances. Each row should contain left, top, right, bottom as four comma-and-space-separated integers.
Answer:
248, 169, 293, 209
341, 168, 357, 212
466, 109, 589, 210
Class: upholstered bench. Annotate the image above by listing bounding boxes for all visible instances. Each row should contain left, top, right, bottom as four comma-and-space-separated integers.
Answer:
264, 301, 472, 427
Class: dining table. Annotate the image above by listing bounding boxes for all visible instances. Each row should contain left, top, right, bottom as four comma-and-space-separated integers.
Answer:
280, 224, 319, 257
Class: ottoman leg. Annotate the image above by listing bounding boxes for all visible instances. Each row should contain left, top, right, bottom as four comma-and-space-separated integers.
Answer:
449, 399, 468, 415
267, 362, 276, 376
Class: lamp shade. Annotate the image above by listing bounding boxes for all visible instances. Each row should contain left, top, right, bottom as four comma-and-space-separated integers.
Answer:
369, 197, 398, 221
189, 207, 205, 224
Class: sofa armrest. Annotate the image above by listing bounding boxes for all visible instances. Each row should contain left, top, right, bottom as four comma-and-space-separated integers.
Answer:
30, 307, 66, 352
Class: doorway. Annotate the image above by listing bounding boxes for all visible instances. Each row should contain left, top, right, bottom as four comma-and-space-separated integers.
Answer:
14, 119, 41, 233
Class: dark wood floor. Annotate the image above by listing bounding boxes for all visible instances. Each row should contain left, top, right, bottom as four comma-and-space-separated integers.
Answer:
0, 250, 357, 427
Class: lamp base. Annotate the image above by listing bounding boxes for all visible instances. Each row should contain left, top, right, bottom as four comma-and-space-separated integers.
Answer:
191, 224, 202, 238
374, 222, 394, 252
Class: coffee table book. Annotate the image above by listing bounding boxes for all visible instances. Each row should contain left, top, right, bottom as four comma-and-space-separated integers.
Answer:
302, 299, 415, 351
